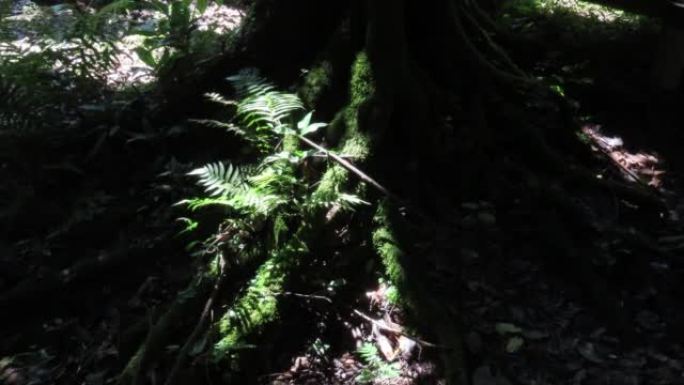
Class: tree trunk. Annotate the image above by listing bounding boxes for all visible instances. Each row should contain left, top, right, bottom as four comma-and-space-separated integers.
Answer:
117, 1, 669, 384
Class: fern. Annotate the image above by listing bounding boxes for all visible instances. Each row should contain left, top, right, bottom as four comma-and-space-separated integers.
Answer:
184, 161, 292, 216
205, 92, 238, 107
227, 69, 304, 135
190, 118, 246, 137
187, 162, 248, 197
238, 92, 303, 133
356, 342, 401, 384
226, 68, 275, 99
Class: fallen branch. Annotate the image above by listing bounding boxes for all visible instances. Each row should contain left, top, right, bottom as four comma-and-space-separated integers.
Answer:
298, 135, 399, 202
352, 309, 443, 349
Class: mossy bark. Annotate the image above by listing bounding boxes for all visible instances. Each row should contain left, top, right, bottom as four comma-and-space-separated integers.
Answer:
373, 202, 467, 385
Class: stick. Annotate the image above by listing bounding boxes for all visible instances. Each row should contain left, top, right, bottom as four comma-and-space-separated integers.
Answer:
352, 309, 444, 349
298, 135, 400, 201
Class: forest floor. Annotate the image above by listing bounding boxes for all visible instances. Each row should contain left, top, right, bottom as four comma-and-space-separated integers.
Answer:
2, 1, 684, 385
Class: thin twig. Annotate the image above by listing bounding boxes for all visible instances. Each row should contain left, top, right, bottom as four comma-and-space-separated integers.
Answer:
297, 135, 439, 227
268, 290, 333, 304
297, 135, 400, 201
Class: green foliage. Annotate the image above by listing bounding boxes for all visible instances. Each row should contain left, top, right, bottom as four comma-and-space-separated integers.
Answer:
372, 201, 407, 307
0, 1, 125, 81
131, 0, 235, 76
188, 162, 248, 197
299, 61, 332, 107
0, 1, 124, 130
182, 70, 369, 230
227, 68, 274, 98
179, 70, 374, 363
131, 0, 201, 71
356, 342, 401, 384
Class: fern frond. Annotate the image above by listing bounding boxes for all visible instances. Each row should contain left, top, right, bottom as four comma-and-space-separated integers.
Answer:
235, 188, 285, 215
227, 69, 304, 133
226, 68, 275, 98
188, 162, 248, 197
205, 92, 238, 107
238, 92, 303, 131
178, 197, 234, 211
358, 343, 380, 364
190, 119, 246, 137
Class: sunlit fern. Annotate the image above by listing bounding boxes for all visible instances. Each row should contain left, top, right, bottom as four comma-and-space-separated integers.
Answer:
198, 69, 304, 151
187, 162, 248, 197
185, 70, 364, 222
184, 161, 290, 216
228, 69, 304, 135
226, 68, 276, 99
356, 342, 400, 384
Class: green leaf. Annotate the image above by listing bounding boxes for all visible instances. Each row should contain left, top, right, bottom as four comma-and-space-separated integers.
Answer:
196, 0, 208, 14
134, 47, 156, 67
297, 111, 313, 131
170, 0, 191, 31
273, 216, 288, 247
297, 112, 327, 135
506, 336, 524, 353
301, 122, 326, 136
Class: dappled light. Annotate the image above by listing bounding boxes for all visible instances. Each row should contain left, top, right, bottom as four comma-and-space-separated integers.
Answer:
537, 0, 637, 22
582, 124, 666, 188
1, 0, 244, 89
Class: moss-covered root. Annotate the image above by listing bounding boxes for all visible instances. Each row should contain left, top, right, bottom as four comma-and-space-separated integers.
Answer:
213, 235, 306, 357
211, 52, 376, 363
117, 275, 214, 385
373, 201, 467, 385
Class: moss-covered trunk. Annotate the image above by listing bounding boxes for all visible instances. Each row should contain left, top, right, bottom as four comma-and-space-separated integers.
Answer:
118, 1, 663, 384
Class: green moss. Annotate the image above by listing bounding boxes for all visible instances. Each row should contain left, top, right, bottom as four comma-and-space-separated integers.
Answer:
372, 201, 406, 303
349, 52, 375, 109
300, 61, 333, 107
310, 52, 374, 206
282, 133, 300, 152
214, 238, 307, 357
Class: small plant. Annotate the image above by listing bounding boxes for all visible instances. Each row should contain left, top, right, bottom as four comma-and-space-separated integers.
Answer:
180, 69, 365, 259
356, 342, 401, 384
132, 0, 217, 74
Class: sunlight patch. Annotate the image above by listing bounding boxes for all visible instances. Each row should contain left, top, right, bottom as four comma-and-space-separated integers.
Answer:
1, 1, 245, 89
582, 125, 665, 188
196, 4, 245, 34
538, 0, 638, 23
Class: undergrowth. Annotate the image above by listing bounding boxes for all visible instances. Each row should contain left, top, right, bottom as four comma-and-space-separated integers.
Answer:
356, 342, 401, 384
178, 68, 370, 366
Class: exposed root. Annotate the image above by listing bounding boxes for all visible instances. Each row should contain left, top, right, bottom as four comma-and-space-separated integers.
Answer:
448, 0, 535, 87
117, 273, 215, 385
373, 202, 467, 385
164, 257, 228, 385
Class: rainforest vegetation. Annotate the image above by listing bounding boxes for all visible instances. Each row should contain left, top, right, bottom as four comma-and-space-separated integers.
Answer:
2, 0, 684, 384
